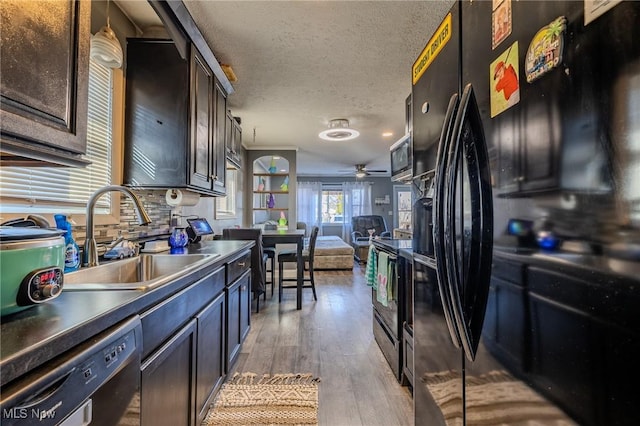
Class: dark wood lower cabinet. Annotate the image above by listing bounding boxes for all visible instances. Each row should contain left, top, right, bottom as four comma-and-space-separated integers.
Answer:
483, 277, 527, 373
227, 270, 251, 369
528, 292, 595, 425
141, 319, 197, 426
196, 292, 226, 422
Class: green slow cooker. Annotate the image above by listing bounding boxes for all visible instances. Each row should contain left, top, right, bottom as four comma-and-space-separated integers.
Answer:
1, 226, 66, 317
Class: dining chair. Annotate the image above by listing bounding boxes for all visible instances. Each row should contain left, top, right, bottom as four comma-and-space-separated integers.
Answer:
277, 226, 319, 303
222, 228, 268, 312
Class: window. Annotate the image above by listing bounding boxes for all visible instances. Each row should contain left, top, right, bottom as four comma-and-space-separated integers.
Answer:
0, 59, 115, 215
215, 163, 237, 218
321, 188, 344, 223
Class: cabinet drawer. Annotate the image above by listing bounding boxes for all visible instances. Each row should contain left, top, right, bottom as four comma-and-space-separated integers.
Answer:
141, 267, 225, 359
227, 251, 251, 285
492, 258, 524, 286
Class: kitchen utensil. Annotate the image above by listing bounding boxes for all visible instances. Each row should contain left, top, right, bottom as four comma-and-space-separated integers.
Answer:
1, 226, 66, 316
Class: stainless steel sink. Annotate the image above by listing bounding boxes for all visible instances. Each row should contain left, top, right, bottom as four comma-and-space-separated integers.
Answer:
63, 253, 219, 291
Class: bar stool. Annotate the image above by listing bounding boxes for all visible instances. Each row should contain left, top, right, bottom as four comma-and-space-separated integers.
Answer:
278, 226, 319, 302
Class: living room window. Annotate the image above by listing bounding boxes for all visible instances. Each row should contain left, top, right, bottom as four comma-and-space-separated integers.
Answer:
321, 188, 344, 223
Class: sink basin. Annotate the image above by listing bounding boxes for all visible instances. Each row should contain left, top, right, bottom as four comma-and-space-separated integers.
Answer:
64, 253, 218, 291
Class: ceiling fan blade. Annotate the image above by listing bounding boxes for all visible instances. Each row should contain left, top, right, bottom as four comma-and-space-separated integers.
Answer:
364, 169, 388, 173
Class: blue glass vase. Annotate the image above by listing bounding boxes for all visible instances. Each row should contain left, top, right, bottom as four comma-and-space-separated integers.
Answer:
169, 228, 188, 249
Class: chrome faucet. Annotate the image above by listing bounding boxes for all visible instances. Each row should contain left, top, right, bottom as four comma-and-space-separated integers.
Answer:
84, 185, 152, 267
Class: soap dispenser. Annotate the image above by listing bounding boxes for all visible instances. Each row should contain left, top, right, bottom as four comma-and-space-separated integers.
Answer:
54, 214, 80, 272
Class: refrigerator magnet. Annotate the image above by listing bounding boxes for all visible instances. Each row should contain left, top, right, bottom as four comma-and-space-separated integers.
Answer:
492, 0, 512, 50
490, 41, 520, 118
525, 16, 567, 83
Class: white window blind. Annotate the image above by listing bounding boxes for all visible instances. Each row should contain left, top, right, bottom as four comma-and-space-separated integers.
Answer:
0, 60, 113, 214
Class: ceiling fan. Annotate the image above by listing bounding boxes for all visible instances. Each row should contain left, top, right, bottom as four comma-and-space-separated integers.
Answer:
348, 164, 388, 178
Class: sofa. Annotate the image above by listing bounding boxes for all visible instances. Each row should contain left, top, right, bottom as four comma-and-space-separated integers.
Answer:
313, 235, 355, 270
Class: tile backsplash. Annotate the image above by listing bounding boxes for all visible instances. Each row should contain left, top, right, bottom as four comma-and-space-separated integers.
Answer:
73, 190, 173, 245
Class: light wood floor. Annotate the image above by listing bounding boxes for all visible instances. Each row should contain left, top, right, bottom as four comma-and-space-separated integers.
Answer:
229, 263, 414, 426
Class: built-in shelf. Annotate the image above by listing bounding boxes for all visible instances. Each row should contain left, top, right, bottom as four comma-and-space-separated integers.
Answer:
253, 190, 289, 194
253, 208, 289, 211
253, 173, 289, 177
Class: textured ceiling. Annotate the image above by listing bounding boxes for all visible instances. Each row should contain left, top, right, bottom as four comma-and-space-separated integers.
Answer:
117, 0, 454, 177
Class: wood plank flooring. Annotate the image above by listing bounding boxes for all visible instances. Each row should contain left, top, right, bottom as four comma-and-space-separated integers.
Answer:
228, 263, 413, 426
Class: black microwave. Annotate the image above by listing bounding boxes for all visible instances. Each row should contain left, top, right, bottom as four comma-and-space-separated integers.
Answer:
390, 134, 412, 182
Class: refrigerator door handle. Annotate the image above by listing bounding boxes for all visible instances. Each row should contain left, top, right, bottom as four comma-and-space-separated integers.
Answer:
443, 83, 494, 362
433, 92, 463, 348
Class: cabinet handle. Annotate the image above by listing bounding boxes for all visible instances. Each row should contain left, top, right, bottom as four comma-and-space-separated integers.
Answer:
242, 285, 247, 291
237, 262, 246, 267
210, 175, 218, 181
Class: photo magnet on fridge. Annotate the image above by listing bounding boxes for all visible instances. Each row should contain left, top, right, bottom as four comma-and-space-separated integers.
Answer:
525, 16, 567, 83
492, 0, 512, 49
490, 41, 520, 118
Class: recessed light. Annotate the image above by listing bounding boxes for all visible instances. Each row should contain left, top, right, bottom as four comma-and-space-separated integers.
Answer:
382, 132, 393, 137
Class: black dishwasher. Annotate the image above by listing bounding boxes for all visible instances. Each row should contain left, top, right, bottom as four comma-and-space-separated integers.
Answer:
1, 316, 142, 426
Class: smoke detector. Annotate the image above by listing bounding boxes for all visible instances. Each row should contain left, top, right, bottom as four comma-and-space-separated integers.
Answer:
318, 119, 360, 141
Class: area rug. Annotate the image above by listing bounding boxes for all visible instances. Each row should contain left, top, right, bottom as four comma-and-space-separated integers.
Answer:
423, 370, 576, 426
204, 372, 321, 426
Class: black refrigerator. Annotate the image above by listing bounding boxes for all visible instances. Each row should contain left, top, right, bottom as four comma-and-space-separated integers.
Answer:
412, 1, 640, 425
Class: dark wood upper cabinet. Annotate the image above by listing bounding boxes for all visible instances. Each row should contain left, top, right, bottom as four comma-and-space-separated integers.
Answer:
0, 0, 91, 167
226, 111, 242, 168
124, 38, 226, 196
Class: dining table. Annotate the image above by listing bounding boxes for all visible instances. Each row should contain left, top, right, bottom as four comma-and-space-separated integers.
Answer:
261, 229, 306, 310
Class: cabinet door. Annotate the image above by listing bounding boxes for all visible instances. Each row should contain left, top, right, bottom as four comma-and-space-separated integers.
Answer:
196, 292, 226, 423
141, 319, 197, 426
226, 278, 241, 369
528, 292, 595, 425
0, 0, 90, 164
239, 272, 251, 341
124, 39, 189, 187
213, 81, 227, 194
189, 48, 214, 191
226, 270, 251, 369
232, 118, 242, 168
225, 111, 234, 160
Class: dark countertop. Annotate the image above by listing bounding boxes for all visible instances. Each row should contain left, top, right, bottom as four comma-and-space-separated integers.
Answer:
372, 238, 413, 253
0, 240, 253, 386
493, 246, 640, 287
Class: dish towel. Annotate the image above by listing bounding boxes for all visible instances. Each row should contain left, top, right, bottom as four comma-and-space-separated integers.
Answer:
365, 244, 378, 288
377, 251, 389, 307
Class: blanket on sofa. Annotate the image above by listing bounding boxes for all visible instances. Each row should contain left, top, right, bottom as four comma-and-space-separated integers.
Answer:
313, 236, 354, 270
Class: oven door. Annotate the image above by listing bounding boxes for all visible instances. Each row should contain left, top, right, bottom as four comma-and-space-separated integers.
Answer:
372, 252, 399, 338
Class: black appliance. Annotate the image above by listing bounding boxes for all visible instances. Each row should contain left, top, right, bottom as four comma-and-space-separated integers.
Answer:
0, 316, 141, 425
371, 238, 412, 384
390, 133, 412, 182
186, 217, 214, 243
413, 2, 640, 425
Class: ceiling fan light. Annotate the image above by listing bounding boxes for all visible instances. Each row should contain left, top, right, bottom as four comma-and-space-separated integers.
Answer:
355, 170, 367, 178
319, 118, 360, 141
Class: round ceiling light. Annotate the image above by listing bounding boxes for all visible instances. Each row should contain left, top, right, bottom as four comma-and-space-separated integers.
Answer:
319, 119, 360, 141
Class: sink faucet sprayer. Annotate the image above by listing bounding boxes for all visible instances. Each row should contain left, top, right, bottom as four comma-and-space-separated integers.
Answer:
84, 185, 152, 267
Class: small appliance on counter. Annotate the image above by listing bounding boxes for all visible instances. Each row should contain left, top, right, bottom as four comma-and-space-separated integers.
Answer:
0, 226, 66, 317
186, 217, 214, 243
